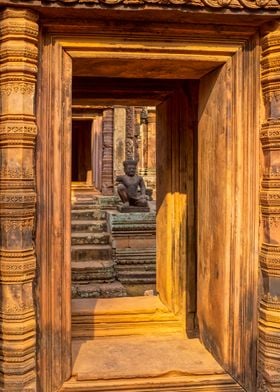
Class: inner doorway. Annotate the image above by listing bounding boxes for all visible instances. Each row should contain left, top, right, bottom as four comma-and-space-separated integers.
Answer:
72, 119, 92, 184
71, 101, 158, 299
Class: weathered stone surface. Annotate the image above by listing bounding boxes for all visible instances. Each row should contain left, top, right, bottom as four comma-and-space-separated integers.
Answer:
107, 210, 156, 235
71, 296, 188, 340
72, 260, 115, 282
72, 281, 127, 299
71, 220, 107, 233
4, 12, 265, 389
107, 210, 156, 296
258, 24, 280, 391
72, 194, 118, 209
114, 107, 126, 178
116, 266, 155, 282
72, 208, 107, 221
117, 205, 150, 213
139, 108, 156, 198
72, 336, 227, 381
72, 244, 112, 261
71, 232, 110, 245
71, 194, 127, 299
0, 8, 38, 390
114, 248, 156, 264
10, 0, 280, 10
102, 109, 114, 195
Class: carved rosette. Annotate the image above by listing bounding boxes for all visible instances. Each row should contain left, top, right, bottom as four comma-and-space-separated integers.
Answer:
260, 25, 280, 391
0, 8, 38, 390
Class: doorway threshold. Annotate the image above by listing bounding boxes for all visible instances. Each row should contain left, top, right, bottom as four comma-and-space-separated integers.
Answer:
72, 296, 183, 338
62, 335, 243, 391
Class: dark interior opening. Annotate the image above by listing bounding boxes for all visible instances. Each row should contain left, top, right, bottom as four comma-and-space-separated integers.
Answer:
72, 119, 92, 182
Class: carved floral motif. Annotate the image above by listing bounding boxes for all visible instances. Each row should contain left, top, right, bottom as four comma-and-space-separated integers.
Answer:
11, 0, 280, 9
0, 192, 36, 204
0, 219, 34, 233
0, 82, 35, 96
0, 125, 37, 134
0, 166, 34, 179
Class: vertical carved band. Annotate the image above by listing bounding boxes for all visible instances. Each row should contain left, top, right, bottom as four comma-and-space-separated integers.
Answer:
260, 24, 280, 391
0, 8, 38, 390
125, 106, 135, 160
102, 108, 114, 195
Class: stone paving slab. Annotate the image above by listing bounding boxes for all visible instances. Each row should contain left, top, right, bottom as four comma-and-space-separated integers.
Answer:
72, 336, 225, 381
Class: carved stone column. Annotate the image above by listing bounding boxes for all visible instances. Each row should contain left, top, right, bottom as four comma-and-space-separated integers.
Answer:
92, 115, 103, 191
0, 8, 38, 390
102, 108, 114, 195
139, 107, 148, 173
138, 107, 156, 197
134, 107, 142, 163
125, 106, 135, 160
113, 107, 126, 178
145, 108, 156, 195
259, 23, 280, 391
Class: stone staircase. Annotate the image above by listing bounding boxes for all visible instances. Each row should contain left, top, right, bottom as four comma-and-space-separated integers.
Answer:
71, 193, 127, 299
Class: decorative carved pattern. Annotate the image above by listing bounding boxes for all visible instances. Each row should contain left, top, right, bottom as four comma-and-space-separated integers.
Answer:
125, 106, 135, 160
102, 108, 114, 195
0, 166, 34, 179
10, 0, 280, 9
0, 192, 36, 204
261, 121, 280, 150
260, 25, 280, 391
0, 7, 38, 390
0, 124, 37, 135
0, 218, 34, 232
262, 294, 280, 311
258, 377, 270, 392
0, 82, 35, 96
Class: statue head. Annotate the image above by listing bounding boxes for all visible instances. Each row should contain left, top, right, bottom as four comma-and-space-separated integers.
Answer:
123, 160, 138, 177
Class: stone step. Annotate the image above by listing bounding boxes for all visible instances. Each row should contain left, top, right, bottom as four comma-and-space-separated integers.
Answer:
113, 248, 156, 265
72, 281, 127, 299
72, 195, 118, 209
72, 260, 115, 282
116, 264, 156, 271
72, 244, 112, 261
71, 220, 107, 233
71, 232, 110, 246
117, 270, 156, 284
71, 209, 107, 221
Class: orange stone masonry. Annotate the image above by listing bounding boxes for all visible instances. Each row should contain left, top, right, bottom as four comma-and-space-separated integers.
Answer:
1, 3, 280, 390
0, 8, 38, 390
259, 23, 280, 392
101, 109, 114, 195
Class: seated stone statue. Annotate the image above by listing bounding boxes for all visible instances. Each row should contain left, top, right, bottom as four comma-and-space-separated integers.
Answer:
116, 160, 149, 209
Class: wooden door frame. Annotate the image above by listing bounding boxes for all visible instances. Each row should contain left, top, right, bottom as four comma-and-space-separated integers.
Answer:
36, 22, 260, 391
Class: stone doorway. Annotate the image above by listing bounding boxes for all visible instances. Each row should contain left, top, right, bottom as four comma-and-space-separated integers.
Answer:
72, 119, 92, 184
37, 27, 259, 392
71, 101, 157, 300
